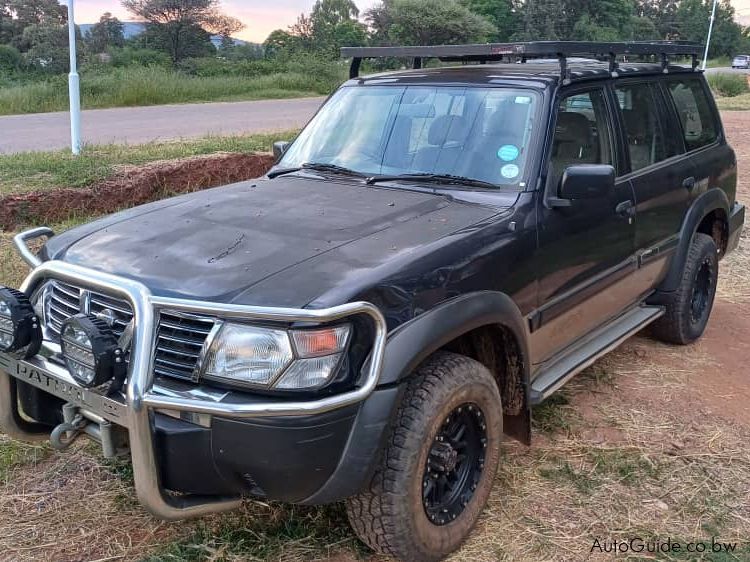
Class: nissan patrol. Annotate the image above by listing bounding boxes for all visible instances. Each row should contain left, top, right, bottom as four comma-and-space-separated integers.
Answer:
0, 42, 744, 561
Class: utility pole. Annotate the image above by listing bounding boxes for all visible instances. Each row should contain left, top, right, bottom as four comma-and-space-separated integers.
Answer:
702, 0, 719, 71
67, 0, 82, 155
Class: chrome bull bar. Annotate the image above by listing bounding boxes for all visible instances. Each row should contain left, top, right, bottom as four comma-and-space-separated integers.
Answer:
2, 231, 388, 520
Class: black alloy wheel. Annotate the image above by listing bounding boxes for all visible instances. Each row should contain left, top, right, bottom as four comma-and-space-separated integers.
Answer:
422, 403, 487, 526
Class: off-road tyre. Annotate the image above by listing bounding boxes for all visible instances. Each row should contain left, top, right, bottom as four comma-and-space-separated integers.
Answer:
651, 232, 718, 345
346, 352, 503, 562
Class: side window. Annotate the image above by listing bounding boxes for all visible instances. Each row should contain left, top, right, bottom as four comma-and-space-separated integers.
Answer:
615, 83, 677, 172
667, 79, 719, 151
549, 89, 613, 187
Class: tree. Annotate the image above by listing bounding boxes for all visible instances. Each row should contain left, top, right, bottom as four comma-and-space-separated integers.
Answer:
0, 0, 67, 47
675, 0, 741, 58
264, 29, 303, 58
364, 0, 395, 45
121, 0, 244, 61
366, 0, 496, 46
460, 0, 520, 41
637, 0, 680, 38
292, 0, 366, 56
22, 22, 81, 73
85, 12, 125, 54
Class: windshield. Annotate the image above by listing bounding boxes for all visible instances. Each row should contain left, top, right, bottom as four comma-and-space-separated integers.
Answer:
280, 85, 541, 188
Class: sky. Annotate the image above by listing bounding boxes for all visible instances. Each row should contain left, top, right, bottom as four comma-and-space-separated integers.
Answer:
71, 0, 750, 44
72, 1, 379, 43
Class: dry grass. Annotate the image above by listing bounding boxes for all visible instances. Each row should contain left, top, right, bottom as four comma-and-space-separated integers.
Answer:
716, 93, 750, 111
1, 115, 750, 561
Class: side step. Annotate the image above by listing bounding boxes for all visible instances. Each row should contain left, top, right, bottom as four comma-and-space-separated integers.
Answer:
529, 305, 664, 405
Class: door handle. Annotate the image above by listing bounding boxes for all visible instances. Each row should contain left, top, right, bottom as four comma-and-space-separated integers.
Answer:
615, 200, 635, 217
682, 176, 696, 190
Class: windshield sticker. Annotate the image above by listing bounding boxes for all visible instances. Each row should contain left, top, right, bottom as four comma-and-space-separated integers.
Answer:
514, 96, 532, 105
501, 164, 520, 179
497, 145, 520, 162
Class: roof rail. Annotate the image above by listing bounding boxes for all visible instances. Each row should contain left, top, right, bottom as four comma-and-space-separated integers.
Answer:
341, 41, 704, 80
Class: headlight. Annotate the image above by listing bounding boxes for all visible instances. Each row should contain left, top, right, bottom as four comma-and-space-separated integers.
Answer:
0, 286, 42, 358
201, 323, 351, 390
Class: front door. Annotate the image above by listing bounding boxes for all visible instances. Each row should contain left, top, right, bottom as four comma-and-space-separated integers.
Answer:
530, 86, 638, 365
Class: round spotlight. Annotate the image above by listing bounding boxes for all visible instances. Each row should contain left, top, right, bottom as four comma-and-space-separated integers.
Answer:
60, 314, 125, 389
0, 286, 42, 358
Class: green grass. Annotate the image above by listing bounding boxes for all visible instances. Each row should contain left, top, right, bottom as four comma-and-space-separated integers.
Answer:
532, 393, 580, 434
0, 131, 296, 195
146, 504, 366, 562
707, 72, 750, 97
0, 438, 48, 483
705, 56, 732, 68
0, 66, 342, 115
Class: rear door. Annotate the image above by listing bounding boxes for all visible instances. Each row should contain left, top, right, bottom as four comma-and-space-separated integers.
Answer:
613, 79, 691, 287
663, 76, 736, 206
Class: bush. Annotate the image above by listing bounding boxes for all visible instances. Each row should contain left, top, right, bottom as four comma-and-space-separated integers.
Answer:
0, 45, 21, 74
108, 46, 172, 68
707, 73, 750, 97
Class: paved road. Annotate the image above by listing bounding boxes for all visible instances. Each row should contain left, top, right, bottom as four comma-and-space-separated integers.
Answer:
0, 97, 326, 154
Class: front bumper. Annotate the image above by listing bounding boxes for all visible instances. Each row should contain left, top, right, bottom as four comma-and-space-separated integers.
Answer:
1, 241, 387, 520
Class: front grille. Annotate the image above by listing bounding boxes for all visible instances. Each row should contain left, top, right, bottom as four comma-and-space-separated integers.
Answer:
42, 281, 214, 382
154, 312, 215, 381
46, 281, 133, 341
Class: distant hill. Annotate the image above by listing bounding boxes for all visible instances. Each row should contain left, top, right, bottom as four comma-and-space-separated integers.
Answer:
78, 21, 248, 49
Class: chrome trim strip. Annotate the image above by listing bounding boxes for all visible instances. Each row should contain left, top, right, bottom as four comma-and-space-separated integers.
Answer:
13, 227, 54, 268
191, 320, 223, 382
7, 257, 388, 521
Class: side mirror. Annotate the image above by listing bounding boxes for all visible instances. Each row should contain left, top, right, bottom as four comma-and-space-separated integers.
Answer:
551, 164, 615, 207
273, 141, 291, 161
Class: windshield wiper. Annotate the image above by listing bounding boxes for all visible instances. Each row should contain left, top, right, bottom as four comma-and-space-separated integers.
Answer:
268, 162, 367, 180
366, 173, 499, 190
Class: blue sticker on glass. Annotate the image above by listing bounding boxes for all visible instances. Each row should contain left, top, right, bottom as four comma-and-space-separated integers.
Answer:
497, 144, 519, 162
501, 164, 520, 179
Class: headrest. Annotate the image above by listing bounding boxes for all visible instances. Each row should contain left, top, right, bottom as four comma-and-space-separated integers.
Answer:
428, 115, 468, 146
486, 103, 530, 137
555, 112, 592, 145
623, 110, 648, 140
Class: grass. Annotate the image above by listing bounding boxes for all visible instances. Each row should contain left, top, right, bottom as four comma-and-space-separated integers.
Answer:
0, 66, 340, 115
707, 72, 750, 97
0, 437, 49, 483
146, 504, 366, 562
715, 92, 750, 110
0, 132, 296, 195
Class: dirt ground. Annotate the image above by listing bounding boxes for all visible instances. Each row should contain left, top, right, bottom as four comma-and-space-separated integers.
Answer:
1, 113, 750, 562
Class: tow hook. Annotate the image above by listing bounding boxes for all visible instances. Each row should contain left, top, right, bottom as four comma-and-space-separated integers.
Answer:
50, 413, 87, 450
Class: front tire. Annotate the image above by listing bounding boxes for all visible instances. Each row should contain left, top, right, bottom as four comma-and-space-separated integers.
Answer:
652, 232, 718, 345
346, 352, 503, 562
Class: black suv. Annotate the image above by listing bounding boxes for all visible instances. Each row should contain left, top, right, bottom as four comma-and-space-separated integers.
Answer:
0, 42, 744, 561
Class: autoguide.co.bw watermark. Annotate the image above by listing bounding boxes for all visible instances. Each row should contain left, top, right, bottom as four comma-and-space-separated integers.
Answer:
591, 536, 739, 555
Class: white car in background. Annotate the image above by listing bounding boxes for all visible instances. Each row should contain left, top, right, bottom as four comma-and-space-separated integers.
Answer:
732, 54, 750, 69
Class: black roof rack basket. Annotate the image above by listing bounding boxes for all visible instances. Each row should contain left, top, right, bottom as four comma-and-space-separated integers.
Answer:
341, 41, 704, 80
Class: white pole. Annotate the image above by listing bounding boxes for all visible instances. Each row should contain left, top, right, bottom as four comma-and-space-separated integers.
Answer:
702, 0, 719, 70
67, 0, 82, 155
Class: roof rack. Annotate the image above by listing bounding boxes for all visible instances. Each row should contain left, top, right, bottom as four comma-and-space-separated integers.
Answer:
341, 41, 704, 81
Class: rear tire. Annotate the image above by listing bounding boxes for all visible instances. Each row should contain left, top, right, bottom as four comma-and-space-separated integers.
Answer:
346, 352, 503, 562
651, 232, 718, 345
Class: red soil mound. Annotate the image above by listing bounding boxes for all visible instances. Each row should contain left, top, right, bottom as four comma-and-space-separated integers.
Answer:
0, 152, 276, 230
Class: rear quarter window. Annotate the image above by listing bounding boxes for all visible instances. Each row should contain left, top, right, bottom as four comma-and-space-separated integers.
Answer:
667, 78, 719, 151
